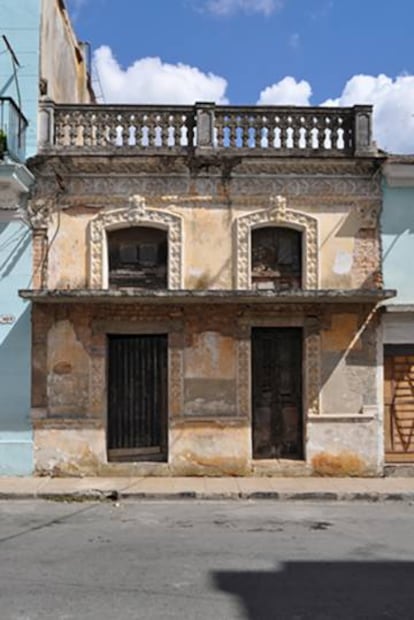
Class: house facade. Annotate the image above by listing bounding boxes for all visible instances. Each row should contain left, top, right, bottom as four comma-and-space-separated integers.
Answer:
0, 0, 92, 474
382, 157, 414, 465
24, 103, 393, 476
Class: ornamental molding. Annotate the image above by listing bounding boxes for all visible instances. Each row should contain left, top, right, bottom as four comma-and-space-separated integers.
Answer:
31, 153, 378, 177
27, 198, 54, 230
32, 174, 380, 201
234, 198, 318, 289
88, 197, 183, 289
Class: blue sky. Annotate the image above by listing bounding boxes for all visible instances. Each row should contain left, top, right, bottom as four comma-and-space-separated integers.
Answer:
66, 0, 414, 152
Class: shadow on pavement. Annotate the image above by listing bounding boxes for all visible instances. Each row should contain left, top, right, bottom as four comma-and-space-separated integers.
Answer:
213, 561, 414, 619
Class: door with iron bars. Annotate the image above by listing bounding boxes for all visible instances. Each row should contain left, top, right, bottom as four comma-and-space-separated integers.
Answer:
107, 334, 168, 461
384, 345, 414, 463
252, 327, 303, 459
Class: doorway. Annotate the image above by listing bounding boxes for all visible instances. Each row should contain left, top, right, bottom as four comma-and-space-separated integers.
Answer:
107, 334, 168, 461
252, 327, 303, 459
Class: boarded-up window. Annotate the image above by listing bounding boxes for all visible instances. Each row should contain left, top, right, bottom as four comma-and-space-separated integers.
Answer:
108, 227, 167, 289
251, 227, 302, 290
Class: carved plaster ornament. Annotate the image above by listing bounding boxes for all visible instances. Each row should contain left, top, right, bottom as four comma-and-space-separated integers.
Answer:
129, 194, 147, 216
235, 204, 318, 289
89, 204, 183, 288
27, 198, 52, 230
269, 194, 287, 218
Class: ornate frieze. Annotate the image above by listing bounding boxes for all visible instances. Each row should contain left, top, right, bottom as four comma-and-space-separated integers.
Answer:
30, 173, 381, 202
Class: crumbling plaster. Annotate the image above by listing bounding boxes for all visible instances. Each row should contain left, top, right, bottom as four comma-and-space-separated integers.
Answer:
28, 155, 383, 293
27, 152, 384, 476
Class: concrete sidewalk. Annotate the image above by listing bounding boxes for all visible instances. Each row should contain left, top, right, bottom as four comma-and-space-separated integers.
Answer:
1, 476, 414, 501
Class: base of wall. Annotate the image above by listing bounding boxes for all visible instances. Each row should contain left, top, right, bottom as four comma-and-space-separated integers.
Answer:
33, 417, 385, 477
306, 417, 383, 476
384, 464, 414, 477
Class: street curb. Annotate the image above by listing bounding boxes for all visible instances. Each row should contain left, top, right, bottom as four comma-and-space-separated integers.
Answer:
1, 490, 414, 502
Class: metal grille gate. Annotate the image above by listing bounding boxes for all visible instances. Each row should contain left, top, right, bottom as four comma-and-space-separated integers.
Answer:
107, 334, 168, 461
252, 327, 303, 459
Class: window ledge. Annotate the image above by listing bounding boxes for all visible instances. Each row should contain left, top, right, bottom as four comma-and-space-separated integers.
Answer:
19, 288, 396, 304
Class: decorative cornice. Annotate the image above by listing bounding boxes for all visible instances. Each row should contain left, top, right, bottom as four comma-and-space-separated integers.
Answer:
29, 152, 381, 178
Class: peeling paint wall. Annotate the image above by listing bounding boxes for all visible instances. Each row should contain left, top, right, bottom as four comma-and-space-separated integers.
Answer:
184, 330, 237, 417
45, 198, 380, 293
169, 421, 250, 476
40, 0, 92, 104
307, 419, 381, 476
320, 311, 378, 415
47, 211, 89, 289
47, 320, 89, 415
31, 302, 381, 476
29, 153, 384, 476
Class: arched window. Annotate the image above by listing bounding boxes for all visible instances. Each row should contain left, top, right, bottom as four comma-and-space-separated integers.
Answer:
108, 227, 167, 289
251, 227, 302, 290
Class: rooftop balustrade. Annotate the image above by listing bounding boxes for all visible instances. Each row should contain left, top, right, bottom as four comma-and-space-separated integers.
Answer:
38, 99, 375, 157
0, 97, 28, 162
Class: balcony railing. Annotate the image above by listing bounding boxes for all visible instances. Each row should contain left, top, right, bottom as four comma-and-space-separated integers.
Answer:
38, 99, 375, 157
0, 97, 28, 162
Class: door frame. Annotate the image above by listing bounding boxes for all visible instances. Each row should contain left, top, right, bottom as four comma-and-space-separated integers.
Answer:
240, 316, 314, 462
251, 326, 304, 460
100, 322, 178, 464
106, 332, 169, 462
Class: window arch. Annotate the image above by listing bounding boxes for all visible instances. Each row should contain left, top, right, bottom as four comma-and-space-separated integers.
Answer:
234, 203, 318, 289
251, 226, 302, 290
88, 202, 183, 289
108, 226, 168, 289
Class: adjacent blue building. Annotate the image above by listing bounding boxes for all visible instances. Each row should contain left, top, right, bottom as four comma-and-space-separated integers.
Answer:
0, 0, 39, 474
0, 0, 92, 474
382, 158, 414, 464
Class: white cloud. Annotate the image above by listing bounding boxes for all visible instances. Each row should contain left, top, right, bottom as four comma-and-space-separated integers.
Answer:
204, 0, 283, 16
93, 46, 229, 105
322, 74, 414, 154
256, 73, 414, 153
257, 76, 312, 106
92, 45, 414, 153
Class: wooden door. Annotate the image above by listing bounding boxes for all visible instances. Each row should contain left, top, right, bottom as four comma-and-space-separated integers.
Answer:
107, 334, 168, 462
384, 345, 414, 462
252, 327, 303, 459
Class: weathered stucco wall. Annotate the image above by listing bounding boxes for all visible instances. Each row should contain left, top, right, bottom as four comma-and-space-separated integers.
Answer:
40, 0, 91, 104
307, 418, 382, 476
27, 152, 384, 477
31, 302, 381, 476
184, 329, 237, 417
320, 311, 378, 414
47, 211, 89, 288
45, 205, 368, 292
38, 155, 382, 293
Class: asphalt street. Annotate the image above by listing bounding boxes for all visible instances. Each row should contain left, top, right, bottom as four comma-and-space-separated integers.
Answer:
0, 499, 414, 619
